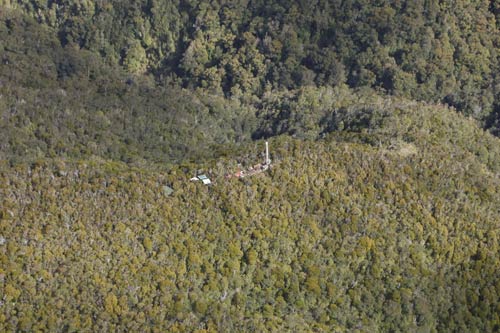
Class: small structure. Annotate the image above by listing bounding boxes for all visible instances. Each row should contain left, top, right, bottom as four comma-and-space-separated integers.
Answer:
198, 174, 212, 185
162, 185, 174, 196
226, 141, 272, 179
191, 174, 212, 185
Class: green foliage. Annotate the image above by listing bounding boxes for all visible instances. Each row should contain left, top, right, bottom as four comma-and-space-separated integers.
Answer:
1, 0, 499, 121
2, 2, 500, 331
1, 103, 500, 331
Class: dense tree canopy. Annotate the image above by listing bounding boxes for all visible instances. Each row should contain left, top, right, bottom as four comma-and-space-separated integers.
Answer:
1, 100, 500, 331
1, 1, 500, 331
2, 0, 499, 116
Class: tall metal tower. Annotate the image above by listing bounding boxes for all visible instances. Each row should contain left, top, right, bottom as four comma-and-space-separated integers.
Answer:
265, 141, 271, 165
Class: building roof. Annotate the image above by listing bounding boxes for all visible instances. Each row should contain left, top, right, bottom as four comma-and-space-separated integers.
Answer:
190, 174, 211, 185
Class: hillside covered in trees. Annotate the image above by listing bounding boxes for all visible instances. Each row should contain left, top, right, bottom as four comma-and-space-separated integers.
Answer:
3, 0, 499, 116
1, 1, 500, 332
1, 0, 500, 158
2, 98, 500, 331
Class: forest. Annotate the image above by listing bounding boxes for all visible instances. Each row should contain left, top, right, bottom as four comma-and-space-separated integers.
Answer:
1, 1, 500, 332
